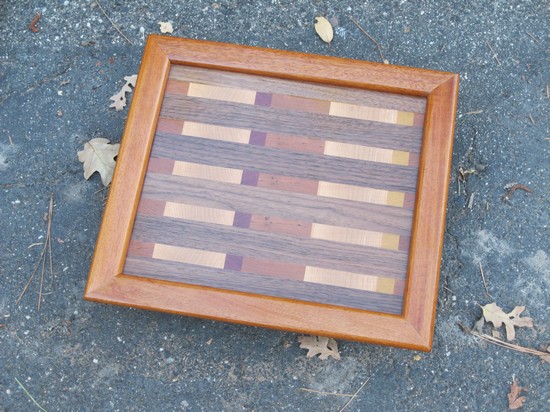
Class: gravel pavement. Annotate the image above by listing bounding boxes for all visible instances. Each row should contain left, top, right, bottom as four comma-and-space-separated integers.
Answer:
1, 1, 548, 411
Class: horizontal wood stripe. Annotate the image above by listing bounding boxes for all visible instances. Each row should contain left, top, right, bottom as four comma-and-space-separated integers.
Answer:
187, 82, 257, 105
132, 215, 409, 279
172, 161, 243, 184
153, 133, 419, 193
303, 267, 397, 294
165, 157, 411, 208
169, 64, 426, 113
173, 81, 419, 128
317, 181, 406, 208
329, 102, 414, 126
128, 241, 400, 295
310, 223, 401, 251
153, 243, 226, 268
138, 197, 405, 251
181, 121, 250, 144
164, 201, 235, 225
123, 256, 404, 314
142, 173, 414, 235
160, 97, 423, 152
173, 120, 417, 167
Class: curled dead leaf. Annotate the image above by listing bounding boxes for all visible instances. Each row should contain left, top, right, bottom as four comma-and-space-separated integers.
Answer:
314, 16, 333, 44
298, 335, 340, 360
109, 75, 138, 111
481, 302, 533, 341
77, 138, 120, 186
507, 378, 527, 410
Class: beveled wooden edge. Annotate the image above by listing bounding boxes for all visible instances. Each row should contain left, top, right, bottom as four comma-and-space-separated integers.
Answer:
84, 35, 460, 351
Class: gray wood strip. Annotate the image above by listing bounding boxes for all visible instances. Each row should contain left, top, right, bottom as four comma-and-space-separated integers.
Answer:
160, 96, 424, 152
169, 65, 426, 113
124, 256, 403, 314
152, 132, 419, 193
142, 173, 414, 235
132, 214, 409, 279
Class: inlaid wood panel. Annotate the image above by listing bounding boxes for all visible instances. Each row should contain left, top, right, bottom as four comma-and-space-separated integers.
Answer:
84, 36, 458, 350
122, 65, 425, 314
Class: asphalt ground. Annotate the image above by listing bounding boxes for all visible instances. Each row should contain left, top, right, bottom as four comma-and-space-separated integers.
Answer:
1, 1, 548, 411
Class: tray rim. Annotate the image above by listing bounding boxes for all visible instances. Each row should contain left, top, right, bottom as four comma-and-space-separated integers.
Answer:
84, 35, 459, 351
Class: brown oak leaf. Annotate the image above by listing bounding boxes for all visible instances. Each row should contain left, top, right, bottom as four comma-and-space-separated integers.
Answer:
77, 138, 120, 186
507, 378, 527, 410
481, 302, 533, 341
109, 75, 138, 111
298, 335, 340, 360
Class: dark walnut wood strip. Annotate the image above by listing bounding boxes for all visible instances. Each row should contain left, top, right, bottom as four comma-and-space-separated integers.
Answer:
152, 132, 420, 193
142, 172, 414, 235
160, 96, 424, 152
169, 65, 426, 113
124, 256, 404, 314
131, 215, 409, 279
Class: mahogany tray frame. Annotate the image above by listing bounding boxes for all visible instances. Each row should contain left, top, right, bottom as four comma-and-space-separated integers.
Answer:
84, 35, 459, 351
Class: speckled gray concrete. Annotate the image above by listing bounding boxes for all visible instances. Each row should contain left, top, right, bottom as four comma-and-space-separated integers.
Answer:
1, 1, 548, 411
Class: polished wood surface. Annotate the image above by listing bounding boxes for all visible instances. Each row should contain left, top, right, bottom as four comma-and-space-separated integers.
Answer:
84, 35, 459, 351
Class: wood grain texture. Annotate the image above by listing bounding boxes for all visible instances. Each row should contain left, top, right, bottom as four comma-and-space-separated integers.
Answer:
84, 35, 459, 351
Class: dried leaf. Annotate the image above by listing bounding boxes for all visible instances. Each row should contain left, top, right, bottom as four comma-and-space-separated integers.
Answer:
109, 74, 138, 111
158, 21, 174, 34
481, 302, 533, 341
298, 335, 340, 360
77, 138, 120, 186
507, 378, 527, 410
314, 16, 333, 44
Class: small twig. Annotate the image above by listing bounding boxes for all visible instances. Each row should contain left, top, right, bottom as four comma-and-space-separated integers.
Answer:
16, 194, 54, 310
525, 32, 540, 44
467, 192, 475, 209
299, 388, 354, 397
349, 18, 388, 64
458, 323, 550, 363
38, 193, 54, 311
486, 41, 501, 65
502, 183, 533, 202
95, 0, 133, 45
29, 13, 41, 33
478, 262, 493, 298
339, 378, 370, 412
14, 378, 48, 412
546, 84, 549, 99
528, 114, 535, 125
8, 135, 13, 145
443, 285, 456, 295
465, 110, 483, 115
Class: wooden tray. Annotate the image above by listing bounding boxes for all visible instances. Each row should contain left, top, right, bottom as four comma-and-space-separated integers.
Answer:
84, 35, 459, 351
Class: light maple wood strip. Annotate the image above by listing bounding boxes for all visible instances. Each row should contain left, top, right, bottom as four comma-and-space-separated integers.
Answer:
153, 243, 226, 268
172, 161, 243, 184
312, 224, 384, 250
317, 181, 407, 208
181, 121, 250, 144
169, 64, 427, 113
304, 266, 384, 293
187, 82, 257, 105
142, 173, 414, 235
123, 256, 404, 314
164, 202, 235, 225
